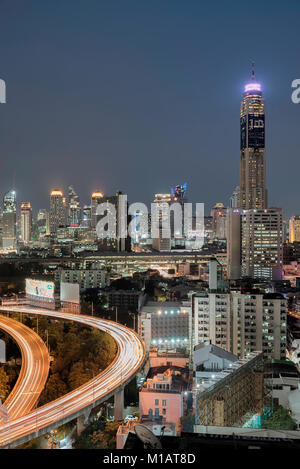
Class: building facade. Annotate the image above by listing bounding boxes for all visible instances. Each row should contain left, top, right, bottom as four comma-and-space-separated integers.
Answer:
193, 291, 287, 360
241, 208, 283, 280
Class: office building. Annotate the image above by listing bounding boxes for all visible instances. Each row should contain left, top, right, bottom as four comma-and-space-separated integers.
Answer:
20, 202, 32, 244
239, 64, 267, 210
2, 190, 16, 249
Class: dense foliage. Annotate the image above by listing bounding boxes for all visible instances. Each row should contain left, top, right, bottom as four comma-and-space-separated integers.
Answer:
21, 316, 117, 406
262, 406, 297, 430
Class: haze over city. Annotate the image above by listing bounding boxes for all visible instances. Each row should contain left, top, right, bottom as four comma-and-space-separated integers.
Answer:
0, 0, 300, 215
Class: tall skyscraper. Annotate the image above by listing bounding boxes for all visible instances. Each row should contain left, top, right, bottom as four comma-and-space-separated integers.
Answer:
2, 190, 17, 249
49, 190, 66, 235
67, 185, 81, 227
152, 193, 172, 252
239, 63, 267, 210
20, 202, 32, 244
96, 191, 131, 252
90, 191, 103, 229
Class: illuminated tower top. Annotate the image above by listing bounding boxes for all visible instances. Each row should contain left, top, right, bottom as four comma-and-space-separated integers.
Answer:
239, 63, 267, 210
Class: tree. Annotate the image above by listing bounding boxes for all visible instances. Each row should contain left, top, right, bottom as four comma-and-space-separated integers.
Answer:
0, 366, 9, 399
39, 374, 68, 405
262, 406, 297, 430
91, 421, 121, 449
68, 362, 91, 390
181, 412, 195, 432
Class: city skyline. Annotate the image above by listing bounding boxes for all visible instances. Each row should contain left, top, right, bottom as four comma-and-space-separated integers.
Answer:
0, 1, 300, 216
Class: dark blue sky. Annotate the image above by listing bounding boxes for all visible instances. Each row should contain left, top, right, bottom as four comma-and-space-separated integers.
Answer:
0, 0, 299, 217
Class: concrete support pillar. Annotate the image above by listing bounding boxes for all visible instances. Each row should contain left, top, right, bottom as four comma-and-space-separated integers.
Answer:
77, 414, 86, 436
76, 408, 91, 436
114, 388, 124, 421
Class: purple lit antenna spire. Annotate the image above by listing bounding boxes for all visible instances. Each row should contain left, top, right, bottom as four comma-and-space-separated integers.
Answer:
244, 60, 261, 93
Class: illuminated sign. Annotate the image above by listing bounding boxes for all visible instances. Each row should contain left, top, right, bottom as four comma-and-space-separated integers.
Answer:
26, 279, 54, 300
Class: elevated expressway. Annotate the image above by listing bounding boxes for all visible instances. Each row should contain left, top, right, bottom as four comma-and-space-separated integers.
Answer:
0, 307, 146, 449
0, 315, 50, 420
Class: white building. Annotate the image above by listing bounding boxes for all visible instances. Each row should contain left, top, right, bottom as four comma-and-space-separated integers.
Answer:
194, 343, 238, 371
139, 300, 191, 352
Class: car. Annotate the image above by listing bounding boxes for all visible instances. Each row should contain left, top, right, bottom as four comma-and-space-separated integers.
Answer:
124, 415, 137, 422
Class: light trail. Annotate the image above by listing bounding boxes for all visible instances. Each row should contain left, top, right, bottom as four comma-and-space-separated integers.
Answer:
0, 307, 146, 448
0, 315, 50, 420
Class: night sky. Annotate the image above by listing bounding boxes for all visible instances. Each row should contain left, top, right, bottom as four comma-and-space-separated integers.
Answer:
0, 0, 299, 217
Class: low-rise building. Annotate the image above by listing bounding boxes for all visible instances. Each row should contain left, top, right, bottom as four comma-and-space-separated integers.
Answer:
139, 366, 189, 433
194, 351, 264, 427
55, 268, 109, 292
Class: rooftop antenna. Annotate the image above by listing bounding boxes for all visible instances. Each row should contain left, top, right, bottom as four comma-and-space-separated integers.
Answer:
251, 60, 255, 81
12, 169, 16, 191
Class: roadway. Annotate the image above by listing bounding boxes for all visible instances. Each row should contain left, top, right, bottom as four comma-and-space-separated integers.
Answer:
0, 315, 50, 420
0, 306, 146, 448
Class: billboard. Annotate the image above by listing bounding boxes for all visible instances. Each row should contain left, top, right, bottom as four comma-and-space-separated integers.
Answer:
60, 282, 80, 304
26, 279, 54, 300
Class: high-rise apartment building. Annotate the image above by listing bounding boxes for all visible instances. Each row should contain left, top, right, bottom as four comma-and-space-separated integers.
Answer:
49, 190, 66, 235
20, 202, 32, 244
239, 64, 267, 210
193, 291, 286, 360
2, 190, 16, 249
241, 208, 283, 280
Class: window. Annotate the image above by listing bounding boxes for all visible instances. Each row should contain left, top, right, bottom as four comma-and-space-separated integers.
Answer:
162, 409, 166, 415
155, 399, 159, 406
162, 400, 166, 406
